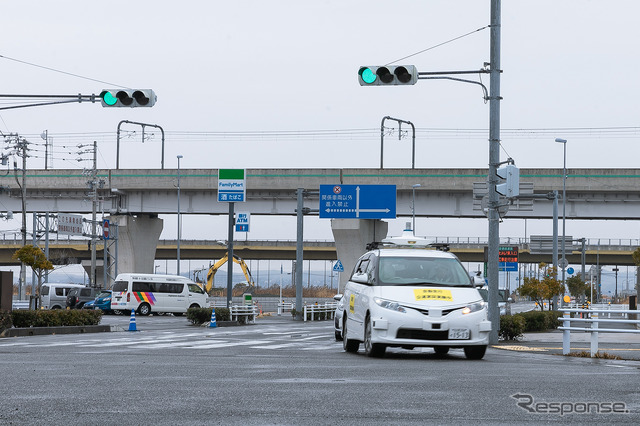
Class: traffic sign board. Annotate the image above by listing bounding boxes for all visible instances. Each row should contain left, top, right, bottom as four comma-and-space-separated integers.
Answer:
333, 260, 344, 272
319, 184, 396, 219
235, 212, 250, 232
102, 219, 110, 240
218, 169, 246, 202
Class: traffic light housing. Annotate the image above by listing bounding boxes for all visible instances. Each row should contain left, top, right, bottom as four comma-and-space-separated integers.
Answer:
496, 164, 520, 198
358, 65, 418, 86
100, 89, 156, 107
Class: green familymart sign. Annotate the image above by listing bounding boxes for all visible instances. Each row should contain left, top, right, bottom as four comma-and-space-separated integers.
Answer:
218, 169, 246, 202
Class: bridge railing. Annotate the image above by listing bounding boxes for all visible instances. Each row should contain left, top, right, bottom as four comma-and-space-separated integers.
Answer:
559, 308, 640, 357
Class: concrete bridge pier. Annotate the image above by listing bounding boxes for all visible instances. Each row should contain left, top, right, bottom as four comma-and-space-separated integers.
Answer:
107, 214, 163, 275
331, 219, 388, 293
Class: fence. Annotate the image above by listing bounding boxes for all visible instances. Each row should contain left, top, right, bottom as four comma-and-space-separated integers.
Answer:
559, 308, 640, 357
303, 303, 338, 322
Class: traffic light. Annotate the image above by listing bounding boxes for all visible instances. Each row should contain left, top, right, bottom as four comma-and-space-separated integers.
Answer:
358, 65, 418, 86
100, 89, 156, 107
496, 164, 520, 198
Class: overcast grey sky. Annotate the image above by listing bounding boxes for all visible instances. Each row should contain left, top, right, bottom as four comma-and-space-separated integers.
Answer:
1, 0, 640, 247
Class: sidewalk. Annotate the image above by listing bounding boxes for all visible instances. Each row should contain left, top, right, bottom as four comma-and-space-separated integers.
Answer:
494, 329, 640, 361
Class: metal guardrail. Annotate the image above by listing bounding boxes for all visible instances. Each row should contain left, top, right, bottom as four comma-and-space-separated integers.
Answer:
11, 301, 30, 310
302, 303, 338, 322
559, 308, 640, 357
230, 305, 258, 324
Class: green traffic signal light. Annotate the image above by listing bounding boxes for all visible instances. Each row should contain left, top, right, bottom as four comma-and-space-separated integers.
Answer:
100, 89, 156, 107
359, 67, 377, 84
358, 65, 418, 86
101, 90, 118, 106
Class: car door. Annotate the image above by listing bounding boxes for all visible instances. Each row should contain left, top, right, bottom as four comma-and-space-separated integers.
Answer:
346, 254, 373, 339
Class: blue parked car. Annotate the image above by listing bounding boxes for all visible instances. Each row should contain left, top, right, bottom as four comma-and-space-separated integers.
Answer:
83, 290, 121, 314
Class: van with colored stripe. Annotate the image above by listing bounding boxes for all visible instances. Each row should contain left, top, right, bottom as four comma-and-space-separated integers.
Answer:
111, 273, 208, 316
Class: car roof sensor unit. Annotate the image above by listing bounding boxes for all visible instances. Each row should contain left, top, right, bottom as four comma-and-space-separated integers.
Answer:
380, 226, 433, 248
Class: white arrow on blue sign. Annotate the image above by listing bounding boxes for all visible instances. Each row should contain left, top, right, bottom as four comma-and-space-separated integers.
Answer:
319, 184, 396, 219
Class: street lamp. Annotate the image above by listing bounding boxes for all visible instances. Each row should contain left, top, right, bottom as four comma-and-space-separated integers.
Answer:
411, 184, 421, 235
177, 155, 183, 276
555, 138, 567, 303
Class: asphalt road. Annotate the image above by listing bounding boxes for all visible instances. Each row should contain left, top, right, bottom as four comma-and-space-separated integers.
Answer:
1, 314, 639, 425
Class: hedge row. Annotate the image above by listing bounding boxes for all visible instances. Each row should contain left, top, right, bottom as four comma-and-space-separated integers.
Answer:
499, 310, 561, 341
1, 309, 102, 331
187, 307, 234, 325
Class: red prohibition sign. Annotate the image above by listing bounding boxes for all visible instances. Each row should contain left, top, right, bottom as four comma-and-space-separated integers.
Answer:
333, 186, 342, 194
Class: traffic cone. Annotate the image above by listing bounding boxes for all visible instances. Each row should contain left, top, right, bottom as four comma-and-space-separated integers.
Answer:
128, 309, 137, 331
209, 308, 217, 328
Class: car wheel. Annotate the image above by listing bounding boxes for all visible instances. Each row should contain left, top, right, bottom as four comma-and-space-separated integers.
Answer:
342, 316, 359, 353
364, 316, 385, 358
137, 303, 151, 316
464, 345, 487, 360
433, 346, 449, 355
189, 304, 199, 309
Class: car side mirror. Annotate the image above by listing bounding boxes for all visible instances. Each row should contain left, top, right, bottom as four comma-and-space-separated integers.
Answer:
333, 294, 343, 301
351, 272, 370, 284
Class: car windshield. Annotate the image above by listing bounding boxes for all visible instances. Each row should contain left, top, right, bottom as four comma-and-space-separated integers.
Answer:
378, 256, 473, 287
96, 292, 111, 298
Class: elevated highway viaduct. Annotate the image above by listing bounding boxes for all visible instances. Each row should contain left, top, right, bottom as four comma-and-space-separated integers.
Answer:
1, 168, 639, 286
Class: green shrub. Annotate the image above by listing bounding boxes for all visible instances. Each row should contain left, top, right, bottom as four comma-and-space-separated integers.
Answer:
10, 309, 102, 328
499, 314, 526, 340
11, 310, 37, 328
0, 310, 12, 333
186, 307, 230, 325
544, 310, 561, 330
515, 310, 561, 332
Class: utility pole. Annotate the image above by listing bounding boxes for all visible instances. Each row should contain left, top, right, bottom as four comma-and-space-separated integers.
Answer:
79, 141, 101, 287
487, 0, 502, 345
91, 141, 98, 287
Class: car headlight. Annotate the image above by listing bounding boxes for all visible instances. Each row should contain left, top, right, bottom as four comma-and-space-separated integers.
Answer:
373, 297, 406, 313
462, 301, 486, 315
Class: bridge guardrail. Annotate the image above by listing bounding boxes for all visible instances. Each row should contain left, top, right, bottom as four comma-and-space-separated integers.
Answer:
559, 308, 640, 357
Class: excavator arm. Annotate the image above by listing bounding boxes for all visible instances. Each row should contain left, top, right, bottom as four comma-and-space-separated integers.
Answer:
205, 253, 254, 295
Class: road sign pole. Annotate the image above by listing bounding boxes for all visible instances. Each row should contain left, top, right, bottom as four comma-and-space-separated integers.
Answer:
295, 188, 304, 320
227, 202, 234, 308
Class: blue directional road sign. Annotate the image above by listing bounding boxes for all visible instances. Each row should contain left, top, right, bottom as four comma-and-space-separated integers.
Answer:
319, 184, 396, 219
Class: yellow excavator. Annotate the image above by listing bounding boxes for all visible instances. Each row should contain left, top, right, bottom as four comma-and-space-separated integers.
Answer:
205, 253, 255, 295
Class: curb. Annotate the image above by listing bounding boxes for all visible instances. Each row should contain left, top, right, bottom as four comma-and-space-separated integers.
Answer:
1, 325, 111, 338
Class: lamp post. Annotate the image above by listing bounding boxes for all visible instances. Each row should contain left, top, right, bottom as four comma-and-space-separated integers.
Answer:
555, 138, 567, 305
411, 184, 421, 235
177, 155, 183, 276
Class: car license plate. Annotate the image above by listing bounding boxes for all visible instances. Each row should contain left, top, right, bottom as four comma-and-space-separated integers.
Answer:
448, 328, 469, 339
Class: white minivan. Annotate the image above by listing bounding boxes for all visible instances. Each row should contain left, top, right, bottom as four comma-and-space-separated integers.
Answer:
341, 234, 492, 359
40, 283, 86, 309
111, 273, 208, 316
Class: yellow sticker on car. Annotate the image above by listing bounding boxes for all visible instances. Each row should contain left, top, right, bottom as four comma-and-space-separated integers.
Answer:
414, 288, 453, 301
349, 294, 356, 313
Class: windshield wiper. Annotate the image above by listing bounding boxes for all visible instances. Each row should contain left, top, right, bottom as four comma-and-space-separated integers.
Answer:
396, 282, 447, 286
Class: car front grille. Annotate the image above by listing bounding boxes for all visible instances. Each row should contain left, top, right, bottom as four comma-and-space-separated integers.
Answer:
396, 329, 449, 340
414, 307, 461, 317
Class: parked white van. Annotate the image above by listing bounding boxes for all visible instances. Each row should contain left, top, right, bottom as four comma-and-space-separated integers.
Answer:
110, 273, 208, 316
40, 283, 86, 309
